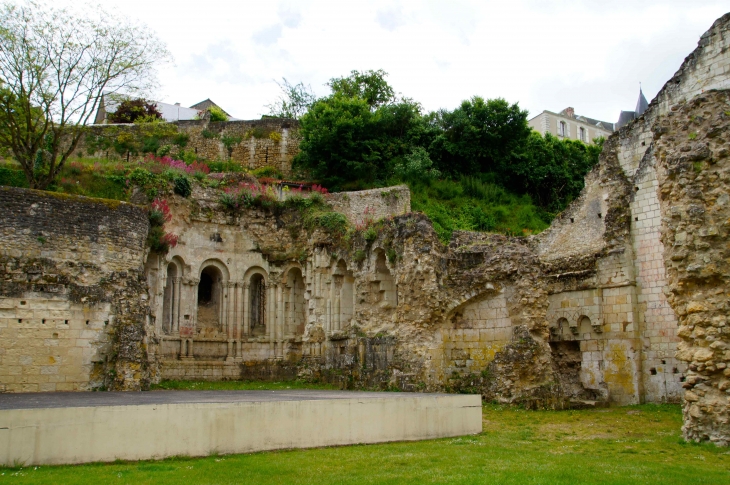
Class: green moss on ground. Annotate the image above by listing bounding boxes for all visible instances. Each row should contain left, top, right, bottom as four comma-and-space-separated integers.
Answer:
3, 404, 729, 484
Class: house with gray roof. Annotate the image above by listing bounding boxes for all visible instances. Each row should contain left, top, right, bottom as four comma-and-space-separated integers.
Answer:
528, 106, 614, 144
93, 94, 237, 124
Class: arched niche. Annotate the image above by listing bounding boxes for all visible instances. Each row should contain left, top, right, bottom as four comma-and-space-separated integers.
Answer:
371, 249, 396, 308
162, 261, 179, 334
558, 317, 572, 339
249, 272, 267, 337
197, 262, 227, 336
284, 266, 306, 337
332, 259, 354, 331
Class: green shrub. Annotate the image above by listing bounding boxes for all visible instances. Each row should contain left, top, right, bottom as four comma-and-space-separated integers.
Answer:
0, 166, 29, 187
363, 226, 378, 242
173, 133, 190, 147
353, 250, 366, 262
173, 175, 192, 198
207, 106, 228, 122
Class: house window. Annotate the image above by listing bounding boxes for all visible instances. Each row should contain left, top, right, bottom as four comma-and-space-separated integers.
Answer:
558, 121, 567, 137
579, 127, 586, 142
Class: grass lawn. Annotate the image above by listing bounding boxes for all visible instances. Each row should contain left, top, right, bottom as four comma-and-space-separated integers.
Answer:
2, 402, 728, 484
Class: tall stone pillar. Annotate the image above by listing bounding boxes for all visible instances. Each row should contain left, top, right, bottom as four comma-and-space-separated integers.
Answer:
277, 284, 284, 359
173, 277, 182, 334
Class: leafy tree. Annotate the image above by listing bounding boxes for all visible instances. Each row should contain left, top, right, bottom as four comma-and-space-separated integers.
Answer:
0, 1, 170, 189
429, 97, 531, 176
265, 78, 317, 119
327, 69, 396, 110
108, 98, 162, 123
294, 96, 425, 189
206, 106, 228, 122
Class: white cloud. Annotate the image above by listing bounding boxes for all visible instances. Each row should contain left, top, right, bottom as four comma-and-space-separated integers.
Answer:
50, 0, 730, 123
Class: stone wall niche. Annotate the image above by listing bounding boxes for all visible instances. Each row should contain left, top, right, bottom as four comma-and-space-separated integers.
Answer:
248, 273, 267, 337
371, 249, 396, 309
284, 267, 306, 338
196, 262, 228, 338
332, 260, 354, 332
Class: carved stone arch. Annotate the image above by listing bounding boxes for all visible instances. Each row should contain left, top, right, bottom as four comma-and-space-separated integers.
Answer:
443, 283, 500, 329
243, 265, 269, 284
196, 259, 229, 336
280, 262, 305, 285
283, 265, 306, 337
197, 258, 230, 283
443, 283, 498, 316
245, 266, 269, 337
577, 310, 602, 334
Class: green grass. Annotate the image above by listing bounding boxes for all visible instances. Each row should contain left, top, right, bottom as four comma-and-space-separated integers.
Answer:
3, 403, 728, 484
150, 379, 339, 391
408, 174, 552, 243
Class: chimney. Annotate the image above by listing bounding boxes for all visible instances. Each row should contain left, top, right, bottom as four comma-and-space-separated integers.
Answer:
174, 102, 181, 106
562, 107, 575, 118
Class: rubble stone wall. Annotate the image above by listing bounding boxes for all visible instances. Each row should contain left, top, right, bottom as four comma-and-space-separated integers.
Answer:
654, 90, 730, 446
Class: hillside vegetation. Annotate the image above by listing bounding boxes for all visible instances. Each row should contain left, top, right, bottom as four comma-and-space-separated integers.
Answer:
0, 69, 604, 244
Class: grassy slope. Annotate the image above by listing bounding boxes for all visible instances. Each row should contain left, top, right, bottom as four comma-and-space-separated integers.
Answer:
3, 404, 728, 484
409, 175, 551, 243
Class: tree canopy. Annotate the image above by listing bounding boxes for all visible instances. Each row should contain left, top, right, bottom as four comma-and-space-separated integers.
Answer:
0, 1, 171, 189
291, 69, 602, 211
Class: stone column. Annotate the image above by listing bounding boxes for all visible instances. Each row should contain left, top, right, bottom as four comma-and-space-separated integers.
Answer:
243, 282, 250, 337
173, 277, 182, 334
289, 282, 295, 338
268, 283, 276, 351
335, 294, 341, 331
237, 282, 247, 361
277, 284, 284, 359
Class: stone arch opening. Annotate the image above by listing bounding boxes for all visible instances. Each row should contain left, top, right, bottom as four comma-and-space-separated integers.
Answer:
578, 315, 592, 335
285, 267, 305, 337
197, 265, 223, 335
162, 263, 179, 334
333, 259, 354, 331
372, 249, 395, 308
249, 273, 267, 337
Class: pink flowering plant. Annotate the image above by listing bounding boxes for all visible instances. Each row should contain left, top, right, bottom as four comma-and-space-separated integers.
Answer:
147, 198, 179, 253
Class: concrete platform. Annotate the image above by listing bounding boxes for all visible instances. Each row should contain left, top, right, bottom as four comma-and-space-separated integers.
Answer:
0, 390, 482, 465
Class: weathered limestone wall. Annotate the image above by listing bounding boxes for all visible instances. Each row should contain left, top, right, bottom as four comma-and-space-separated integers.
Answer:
653, 90, 730, 446
0, 187, 150, 391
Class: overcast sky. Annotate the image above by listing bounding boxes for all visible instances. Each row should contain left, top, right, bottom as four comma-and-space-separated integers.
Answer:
76, 1, 729, 123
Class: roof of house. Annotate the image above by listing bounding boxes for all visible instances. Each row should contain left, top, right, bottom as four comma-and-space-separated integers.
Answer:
96, 94, 238, 123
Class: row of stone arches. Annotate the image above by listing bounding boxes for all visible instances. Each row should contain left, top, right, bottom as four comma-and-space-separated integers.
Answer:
160, 258, 306, 343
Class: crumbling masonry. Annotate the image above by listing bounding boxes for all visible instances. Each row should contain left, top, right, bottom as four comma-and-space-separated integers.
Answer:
1, 14, 729, 445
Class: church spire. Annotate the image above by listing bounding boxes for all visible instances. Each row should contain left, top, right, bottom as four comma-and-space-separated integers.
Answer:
635, 85, 648, 117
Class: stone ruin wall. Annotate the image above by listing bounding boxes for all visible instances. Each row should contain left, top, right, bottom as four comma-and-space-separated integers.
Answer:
76, 118, 301, 177
653, 91, 730, 446
0, 187, 151, 392
0, 11, 729, 446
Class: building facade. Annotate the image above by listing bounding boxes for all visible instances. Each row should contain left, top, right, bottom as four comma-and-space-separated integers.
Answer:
528, 107, 614, 143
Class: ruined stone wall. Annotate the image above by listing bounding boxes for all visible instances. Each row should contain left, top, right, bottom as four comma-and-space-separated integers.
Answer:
77, 118, 300, 177
0, 187, 150, 391
653, 90, 730, 446
328, 185, 411, 226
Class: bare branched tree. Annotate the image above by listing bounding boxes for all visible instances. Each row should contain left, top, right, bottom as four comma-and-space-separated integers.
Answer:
0, 1, 171, 189
265, 77, 317, 120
